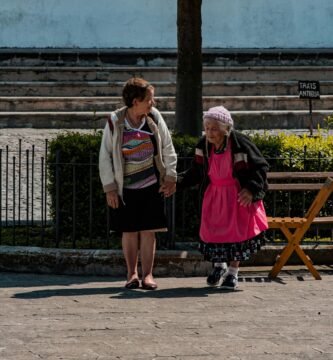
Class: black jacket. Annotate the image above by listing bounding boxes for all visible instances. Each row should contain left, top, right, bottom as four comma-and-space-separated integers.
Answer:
178, 130, 269, 203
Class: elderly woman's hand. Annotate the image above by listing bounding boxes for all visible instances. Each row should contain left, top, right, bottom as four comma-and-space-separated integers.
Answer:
106, 190, 119, 209
159, 181, 176, 198
237, 188, 253, 206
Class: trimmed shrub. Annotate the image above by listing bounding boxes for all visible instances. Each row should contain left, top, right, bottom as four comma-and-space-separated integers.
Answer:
47, 131, 108, 247
47, 130, 333, 247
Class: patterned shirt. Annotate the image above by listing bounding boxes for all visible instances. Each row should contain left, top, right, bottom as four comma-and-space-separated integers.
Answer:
122, 118, 158, 189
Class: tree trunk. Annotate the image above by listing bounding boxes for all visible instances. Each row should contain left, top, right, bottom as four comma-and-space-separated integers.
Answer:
176, 0, 202, 136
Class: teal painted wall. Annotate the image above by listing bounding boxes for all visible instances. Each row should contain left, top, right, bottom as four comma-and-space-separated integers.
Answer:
0, 0, 177, 48
203, 0, 333, 48
0, 0, 332, 48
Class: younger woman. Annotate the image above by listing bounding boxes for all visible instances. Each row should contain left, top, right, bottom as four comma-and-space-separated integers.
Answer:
99, 78, 177, 290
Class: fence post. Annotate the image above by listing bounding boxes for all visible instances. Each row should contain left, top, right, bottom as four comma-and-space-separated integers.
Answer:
0, 149, 2, 244
31, 144, 35, 227
12, 156, 16, 245
41, 156, 45, 246
89, 153, 93, 247
44, 139, 48, 230
25, 149, 29, 244
55, 150, 61, 247
72, 158, 76, 249
18, 139, 21, 226
6, 146, 9, 227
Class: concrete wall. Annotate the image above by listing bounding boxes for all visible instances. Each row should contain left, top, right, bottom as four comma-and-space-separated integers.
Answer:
0, 0, 177, 48
203, 0, 333, 49
0, 0, 332, 48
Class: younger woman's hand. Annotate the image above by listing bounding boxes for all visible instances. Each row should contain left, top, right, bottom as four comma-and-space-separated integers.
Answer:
237, 188, 253, 206
159, 181, 176, 198
106, 190, 119, 209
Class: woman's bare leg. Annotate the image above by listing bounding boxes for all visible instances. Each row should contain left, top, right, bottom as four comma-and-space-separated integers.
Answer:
122, 232, 139, 282
139, 231, 156, 284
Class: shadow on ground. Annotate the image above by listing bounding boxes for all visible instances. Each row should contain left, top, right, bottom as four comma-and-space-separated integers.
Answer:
0, 271, 120, 288
11, 276, 289, 300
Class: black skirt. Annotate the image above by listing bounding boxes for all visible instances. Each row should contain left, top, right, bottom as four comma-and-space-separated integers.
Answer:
199, 232, 266, 263
109, 183, 167, 232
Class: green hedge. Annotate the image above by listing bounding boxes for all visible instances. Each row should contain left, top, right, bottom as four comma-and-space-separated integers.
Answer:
47, 131, 333, 247
47, 131, 107, 246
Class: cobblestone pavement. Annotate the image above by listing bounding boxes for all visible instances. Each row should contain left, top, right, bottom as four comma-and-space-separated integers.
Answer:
0, 129, 96, 222
0, 128, 97, 153
0, 270, 332, 360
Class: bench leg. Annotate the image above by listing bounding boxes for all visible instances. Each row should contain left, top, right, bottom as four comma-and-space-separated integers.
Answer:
269, 223, 322, 280
269, 241, 322, 280
294, 245, 322, 280
268, 243, 295, 279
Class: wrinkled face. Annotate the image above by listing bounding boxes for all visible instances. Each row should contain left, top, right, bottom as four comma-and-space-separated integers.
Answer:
203, 118, 228, 147
133, 87, 156, 115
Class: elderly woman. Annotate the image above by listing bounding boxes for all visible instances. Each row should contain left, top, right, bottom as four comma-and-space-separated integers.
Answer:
178, 106, 269, 290
99, 77, 177, 290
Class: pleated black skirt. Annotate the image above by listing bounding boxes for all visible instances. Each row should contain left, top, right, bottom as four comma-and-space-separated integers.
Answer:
109, 183, 167, 232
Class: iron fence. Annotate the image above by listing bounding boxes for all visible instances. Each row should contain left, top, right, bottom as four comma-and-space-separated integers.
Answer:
1, 140, 332, 249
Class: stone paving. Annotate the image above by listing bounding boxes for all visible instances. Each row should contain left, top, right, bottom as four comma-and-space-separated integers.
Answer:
0, 270, 332, 360
0, 128, 96, 152
0, 128, 96, 222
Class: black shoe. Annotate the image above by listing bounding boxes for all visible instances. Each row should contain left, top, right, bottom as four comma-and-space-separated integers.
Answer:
125, 278, 140, 289
206, 266, 227, 287
220, 274, 238, 290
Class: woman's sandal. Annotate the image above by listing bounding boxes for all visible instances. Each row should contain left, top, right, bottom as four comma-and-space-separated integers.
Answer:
125, 278, 140, 289
141, 280, 158, 290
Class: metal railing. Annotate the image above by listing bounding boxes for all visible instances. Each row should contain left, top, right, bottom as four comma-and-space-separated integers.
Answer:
1, 140, 332, 249
0, 140, 49, 245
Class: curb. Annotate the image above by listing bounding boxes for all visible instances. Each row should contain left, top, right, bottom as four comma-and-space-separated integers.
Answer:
0, 245, 332, 276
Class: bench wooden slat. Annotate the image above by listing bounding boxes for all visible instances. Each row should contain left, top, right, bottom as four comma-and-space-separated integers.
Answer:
268, 172, 333, 180
268, 216, 333, 228
312, 216, 333, 224
268, 183, 323, 191
268, 217, 306, 228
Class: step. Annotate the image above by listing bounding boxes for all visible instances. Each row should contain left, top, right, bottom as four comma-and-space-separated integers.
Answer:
1, 48, 333, 67
200, 96, 333, 111
0, 97, 124, 112
0, 66, 177, 82
0, 95, 332, 112
0, 110, 330, 130
1, 80, 333, 96
1, 66, 332, 82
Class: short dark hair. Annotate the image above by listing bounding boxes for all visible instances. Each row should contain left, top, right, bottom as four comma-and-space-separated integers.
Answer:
122, 77, 154, 107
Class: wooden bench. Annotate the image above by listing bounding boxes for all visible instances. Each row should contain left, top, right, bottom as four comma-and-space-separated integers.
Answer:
267, 172, 333, 280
